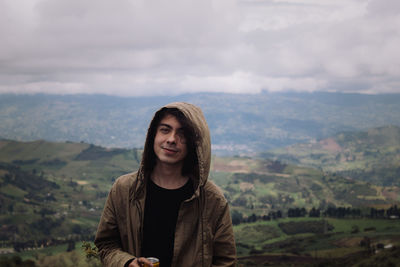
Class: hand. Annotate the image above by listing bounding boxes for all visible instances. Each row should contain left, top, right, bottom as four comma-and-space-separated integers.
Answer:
128, 257, 153, 267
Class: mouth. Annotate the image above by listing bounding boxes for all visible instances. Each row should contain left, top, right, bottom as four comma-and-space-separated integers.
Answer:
162, 146, 179, 153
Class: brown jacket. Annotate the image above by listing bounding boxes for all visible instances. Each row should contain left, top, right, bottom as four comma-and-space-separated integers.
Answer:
95, 102, 236, 267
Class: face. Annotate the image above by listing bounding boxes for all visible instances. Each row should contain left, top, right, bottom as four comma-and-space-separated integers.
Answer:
153, 114, 188, 167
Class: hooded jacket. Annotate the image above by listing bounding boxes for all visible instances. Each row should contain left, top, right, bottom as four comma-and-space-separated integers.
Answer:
95, 102, 236, 267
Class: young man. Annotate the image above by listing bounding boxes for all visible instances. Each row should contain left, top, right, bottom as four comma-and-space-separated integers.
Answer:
95, 102, 236, 267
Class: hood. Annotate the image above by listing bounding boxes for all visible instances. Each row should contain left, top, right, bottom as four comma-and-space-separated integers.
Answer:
136, 102, 211, 194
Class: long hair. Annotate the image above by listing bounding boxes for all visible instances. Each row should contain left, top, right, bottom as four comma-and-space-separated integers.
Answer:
142, 107, 199, 179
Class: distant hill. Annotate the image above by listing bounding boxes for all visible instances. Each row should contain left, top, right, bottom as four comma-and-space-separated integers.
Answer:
0, 139, 141, 183
1, 92, 400, 154
263, 125, 400, 186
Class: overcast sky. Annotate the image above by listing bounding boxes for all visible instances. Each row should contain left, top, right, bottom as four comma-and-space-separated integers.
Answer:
1, 0, 399, 96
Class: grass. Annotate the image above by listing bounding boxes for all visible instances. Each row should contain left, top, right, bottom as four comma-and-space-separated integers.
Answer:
4, 241, 102, 267
235, 221, 283, 246
73, 216, 99, 228
3, 215, 400, 266
2, 139, 400, 266
0, 141, 88, 163
9, 243, 70, 261
0, 184, 27, 198
327, 218, 400, 234
315, 246, 365, 258
234, 217, 400, 260
209, 171, 232, 187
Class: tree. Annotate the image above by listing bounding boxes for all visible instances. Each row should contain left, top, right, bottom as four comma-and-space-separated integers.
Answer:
351, 225, 359, 234
247, 213, 257, 223
67, 240, 75, 252
387, 205, 399, 218
8, 204, 14, 213
288, 208, 306, 217
309, 207, 320, 217
276, 210, 282, 218
72, 224, 82, 234
231, 210, 243, 225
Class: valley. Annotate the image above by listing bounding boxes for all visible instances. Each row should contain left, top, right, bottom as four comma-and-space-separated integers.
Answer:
0, 127, 399, 266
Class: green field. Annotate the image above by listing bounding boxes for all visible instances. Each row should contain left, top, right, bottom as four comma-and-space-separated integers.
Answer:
3, 217, 399, 267
268, 126, 400, 187
1, 139, 399, 266
235, 217, 400, 266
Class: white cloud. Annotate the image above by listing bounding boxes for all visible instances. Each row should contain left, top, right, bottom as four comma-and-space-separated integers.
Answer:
0, 0, 399, 96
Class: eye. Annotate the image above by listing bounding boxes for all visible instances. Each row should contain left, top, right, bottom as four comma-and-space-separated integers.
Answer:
159, 127, 170, 134
176, 130, 186, 143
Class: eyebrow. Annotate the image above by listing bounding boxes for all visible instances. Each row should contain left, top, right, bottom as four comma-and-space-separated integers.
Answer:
159, 123, 172, 129
158, 123, 184, 131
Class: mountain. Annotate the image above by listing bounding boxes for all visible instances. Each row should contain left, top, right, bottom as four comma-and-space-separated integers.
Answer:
263, 125, 400, 186
1, 92, 400, 154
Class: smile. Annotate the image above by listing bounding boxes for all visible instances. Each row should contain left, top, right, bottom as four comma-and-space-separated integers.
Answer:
162, 146, 179, 153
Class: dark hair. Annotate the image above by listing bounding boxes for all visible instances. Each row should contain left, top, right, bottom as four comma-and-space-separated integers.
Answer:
142, 107, 199, 179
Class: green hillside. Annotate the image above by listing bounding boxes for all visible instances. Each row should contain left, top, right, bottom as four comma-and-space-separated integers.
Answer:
211, 156, 399, 218
1, 139, 399, 266
264, 125, 400, 186
0, 140, 141, 249
0, 140, 141, 185
235, 217, 400, 266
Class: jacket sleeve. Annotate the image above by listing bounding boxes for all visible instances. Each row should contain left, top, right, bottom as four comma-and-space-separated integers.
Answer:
94, 185, 135, 267
212, 202, 237, 267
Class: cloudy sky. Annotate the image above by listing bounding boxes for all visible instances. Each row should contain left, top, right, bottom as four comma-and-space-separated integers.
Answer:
1, 0, 399, 96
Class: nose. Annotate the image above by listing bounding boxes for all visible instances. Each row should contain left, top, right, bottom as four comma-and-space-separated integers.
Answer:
166, 132, 177, 144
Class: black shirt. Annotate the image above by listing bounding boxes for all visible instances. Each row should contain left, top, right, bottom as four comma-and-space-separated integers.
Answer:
142, 178, 194, 267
